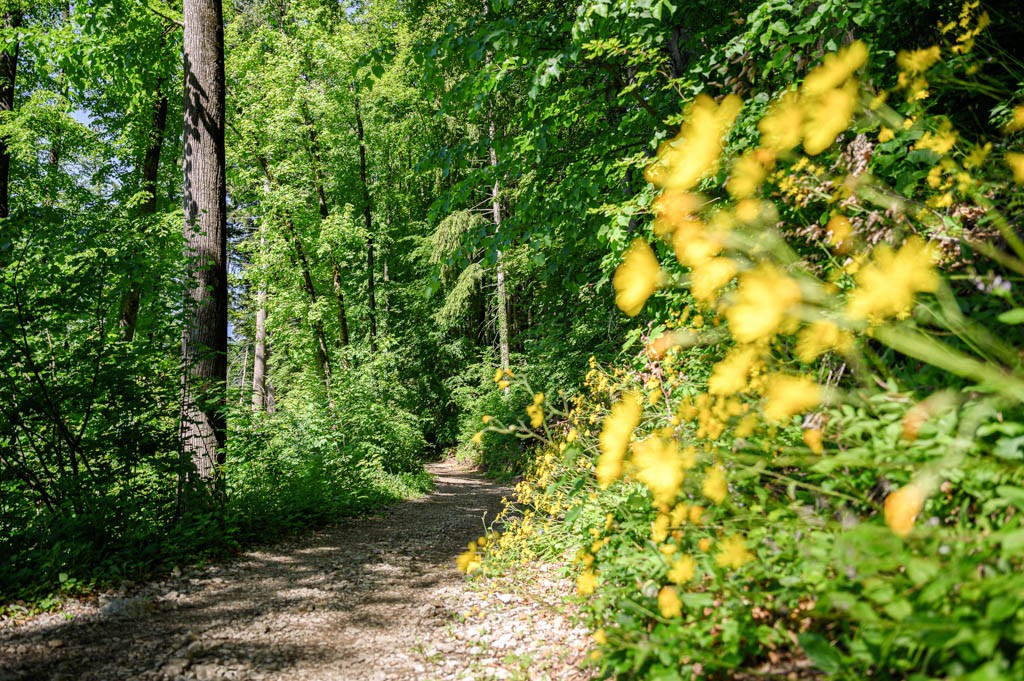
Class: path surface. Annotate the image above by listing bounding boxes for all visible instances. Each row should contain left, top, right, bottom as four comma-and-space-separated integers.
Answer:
0, 462, 592, 681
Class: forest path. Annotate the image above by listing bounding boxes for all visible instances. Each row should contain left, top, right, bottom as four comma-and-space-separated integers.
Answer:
0, 461, 591, 681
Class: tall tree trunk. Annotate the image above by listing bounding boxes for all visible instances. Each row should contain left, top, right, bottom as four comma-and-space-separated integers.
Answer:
120, 89, 169, 342
0, 10, 21, 219
252, 293, 267, 410
353, 90, 376, 353
488, 119, 511, 391
180, 0, 227, 488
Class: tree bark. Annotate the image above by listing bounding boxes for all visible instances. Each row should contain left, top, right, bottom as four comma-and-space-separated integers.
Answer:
0, 10, 21, 219
120, 89, 169, 342
252, 290, 267, 410
489, 119, 511, 391
181, 0, 227, 487
353, 89, 376, 353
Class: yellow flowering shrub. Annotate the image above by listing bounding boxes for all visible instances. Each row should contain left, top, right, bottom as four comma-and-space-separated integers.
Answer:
460, 8, 1024, 678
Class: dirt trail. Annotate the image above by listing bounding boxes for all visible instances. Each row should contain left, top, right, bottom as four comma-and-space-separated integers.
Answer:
0, 462, 592, 681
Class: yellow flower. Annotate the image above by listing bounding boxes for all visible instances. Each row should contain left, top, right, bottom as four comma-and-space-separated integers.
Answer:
633, 436, 691, 505
690, 257, 737, 304
471, 431, 484, 445
651, 513, 671, 542
667, 555, 696, 584
725, 265, 802, 343
826, 214, 854, 252
497, 379, 511, 390
803, 81, 858, 155
1004, 105, 1024, 133
689, 505, 704, 524
614, 239, 662, 317
914, 119, 957, 155
802, 428, 824, 454
877, 126, 895, 143
576, 569, 598, 596
802, 41, 868, 96
566, 427, 578, 443
526, 404, 544, 428
481, 414, 492, 424
884, 482, 926, 537
727, 151, 767, 198
646, 95, 743, 191
493, 368, 503, 383
759, 91, 803, 152
702, 464, 728, 503
593, 628, 607, 645
597, 392, 642, 487
457, 546, 482, 574
845, 237, 940, 322
657, 586, 683, 618
897, 46, 941, 73
796, 320, 853, 362
763, 374, 821, 422
652, 190, 702, 237
708, 346, 761, 395
715, 535, 753, 569
1007, 153, 1024, 184
698, 537, 713, 552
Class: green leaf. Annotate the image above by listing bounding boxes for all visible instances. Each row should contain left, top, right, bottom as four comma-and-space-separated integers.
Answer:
997, 308, 1024, 324
798, 633, 842, 674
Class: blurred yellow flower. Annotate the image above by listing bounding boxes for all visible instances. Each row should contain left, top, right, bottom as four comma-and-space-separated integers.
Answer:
657, 586, 683, 618
897, 46, 941, 73
884, 482, 926, 537
763, 374, 821, 422
878, 126, 895, 143
1004, 105, 1024, 133
803, 81, 858, 155
597, 392, 642, 487
698, 537, 713, 552
577, 569, 598, 595
633, 436, 691, 505
1007, 153, 1024, 184
760, 91, 803, 152
667, 555, 696, 584
802, 428, 824, 454
456, 546, 482, 574
702, 464, 728, 503
471, 431, 483, 445
727, 151, 767, 198
646, 94, 743, 191
802, 41, 868, 96
796, 320, 853, 362
846, 237, 939, 322
526, 404, 544, 428
708, 346, 760, 395
651, 513, 671, 542
914, 122, 958, 155
614, 239, 662, 317
725, 265, 802, 343
690, 257, 738, 304
715, 535, 753, 569
652, 190, 702, 237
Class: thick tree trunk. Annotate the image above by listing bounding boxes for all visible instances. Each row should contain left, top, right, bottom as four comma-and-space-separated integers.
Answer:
120, 90, 169, 342
0, 11, 21, 219
181, 0, 228, 487
354, 91, 376, 353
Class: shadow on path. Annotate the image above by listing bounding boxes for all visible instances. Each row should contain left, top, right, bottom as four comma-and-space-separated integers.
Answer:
0, 462, 509, 681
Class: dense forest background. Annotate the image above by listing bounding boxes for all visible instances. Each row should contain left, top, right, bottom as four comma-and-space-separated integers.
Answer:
2, 0, 1024, 677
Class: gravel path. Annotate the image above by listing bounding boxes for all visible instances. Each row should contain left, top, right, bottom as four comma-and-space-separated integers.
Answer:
0, 462, 594, 681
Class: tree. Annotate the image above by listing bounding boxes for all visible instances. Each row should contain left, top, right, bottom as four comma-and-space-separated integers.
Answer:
181, 0, 228, 488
